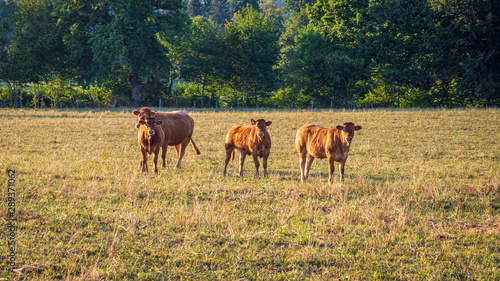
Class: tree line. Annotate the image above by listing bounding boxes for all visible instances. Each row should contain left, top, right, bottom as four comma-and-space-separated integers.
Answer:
0, 0, 498, 109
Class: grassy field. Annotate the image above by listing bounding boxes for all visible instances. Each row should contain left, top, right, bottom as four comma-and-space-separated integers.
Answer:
0, 108, 499, 280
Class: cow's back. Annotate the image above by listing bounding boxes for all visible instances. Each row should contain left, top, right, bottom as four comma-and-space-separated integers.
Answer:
296, 124, 330, 159
154, 111, 194, 146
226, 125, 254, 150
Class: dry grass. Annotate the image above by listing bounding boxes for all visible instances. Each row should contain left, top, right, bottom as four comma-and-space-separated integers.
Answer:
0, 108, 499, 280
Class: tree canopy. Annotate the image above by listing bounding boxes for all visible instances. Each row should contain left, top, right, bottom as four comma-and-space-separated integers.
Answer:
0, 0, 498, 108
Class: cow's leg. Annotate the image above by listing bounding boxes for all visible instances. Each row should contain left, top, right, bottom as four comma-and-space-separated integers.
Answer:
141, 148, 148, 173
238, 152, 247, 177
175, 139, 190, 169
328, 156, 335, 185
252, 153, 260, 177
161, 145, 168, 169
304, 153, 314, 181
174, 144, 181, 168
299, 149, 307, 183
222, 147, 234, 177
339, 161, 346, 182
153, 149, 159, 174
262, 154, 269, 178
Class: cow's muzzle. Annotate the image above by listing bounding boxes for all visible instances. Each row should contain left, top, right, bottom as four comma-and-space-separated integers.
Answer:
346, 137, 353, 142
258, 132, 265, 138
148, 130, 155, 136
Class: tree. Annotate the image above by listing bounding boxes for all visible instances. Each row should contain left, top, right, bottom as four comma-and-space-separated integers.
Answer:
0, 0, 15, 66
230, 6, 280, 106
89, 0, 190, 106
278, 8, 308, 92
229, 0, 259, 16
9, 0, 61, 83
210, 0, 230, 25
259, 0, 287, 35
292, 25, 363, 107
0, 0, 16, 106
187, 0, 204, 18
429, 0, 500, 106
284, 0, 315, 13
182, 16, 224, 107
307, 0, 436, 106
52, 0, 113, 106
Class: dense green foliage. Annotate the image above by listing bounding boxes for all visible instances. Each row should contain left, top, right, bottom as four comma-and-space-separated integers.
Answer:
0, 0, 498, 108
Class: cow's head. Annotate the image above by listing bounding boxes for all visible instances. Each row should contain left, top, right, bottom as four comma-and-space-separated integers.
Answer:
138, 117, 163, 136
336, 122, 362, 144
133, 107, 156, 129
251, 118, 272, 139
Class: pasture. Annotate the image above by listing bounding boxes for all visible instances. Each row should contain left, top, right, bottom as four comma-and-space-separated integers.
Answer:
0, 108, 499, 280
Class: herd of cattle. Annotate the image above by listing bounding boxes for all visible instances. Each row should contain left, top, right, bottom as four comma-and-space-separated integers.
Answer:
133, 107, 362, 184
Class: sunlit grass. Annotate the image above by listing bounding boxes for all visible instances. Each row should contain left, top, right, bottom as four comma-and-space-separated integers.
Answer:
0, 108, 499, 280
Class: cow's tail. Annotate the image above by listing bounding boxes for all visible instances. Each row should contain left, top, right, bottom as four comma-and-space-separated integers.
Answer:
190, 138, 201, 155
231, 150, 235, 164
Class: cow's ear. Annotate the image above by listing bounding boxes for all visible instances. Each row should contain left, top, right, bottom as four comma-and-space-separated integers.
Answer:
151, 111, 156, 116
336, 125, 344, 130
265, 121, 272, 126
138, 120, 146, 125
133, 110, 140, 116
156, 120, 163, 126
250, 118, 256, 125
354, 125, 362, 131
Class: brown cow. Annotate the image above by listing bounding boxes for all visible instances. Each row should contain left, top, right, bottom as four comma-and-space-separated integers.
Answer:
296, 122, 362, 184
138, 117, 165, 174
133, 107, 201, 169
223, 118, 272, 177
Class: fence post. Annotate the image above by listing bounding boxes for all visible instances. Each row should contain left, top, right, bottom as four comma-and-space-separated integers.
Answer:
77, 102, 79, 109
330, 100, 333, 109
311, 101, 314, 109
114, 99, 117, 108
176, 99, 178, 107
194, 101, 196, 108
371, 103, 373, 109
216, 100, 218, 108
159, 99, 162, 108
274, 102, 276, 108
20, 101, 23, 108
60, 102, 62, 109
256, 102, 258, 109
40, 102, 43, 108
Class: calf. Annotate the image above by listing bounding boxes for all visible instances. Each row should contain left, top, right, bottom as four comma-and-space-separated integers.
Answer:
296, 122, 362, 183
138, 117, 166, 174
133, 107, 201, 169
223, 119, 272, 177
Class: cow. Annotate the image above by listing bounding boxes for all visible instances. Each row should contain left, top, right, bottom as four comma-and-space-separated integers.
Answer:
138, 117, 165, 174
223, 118, 272, 178
132, 107, 201, 169
296, 122, 362, 184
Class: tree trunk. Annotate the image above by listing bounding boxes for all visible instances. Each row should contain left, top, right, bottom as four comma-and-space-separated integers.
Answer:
129, 68, 140, 107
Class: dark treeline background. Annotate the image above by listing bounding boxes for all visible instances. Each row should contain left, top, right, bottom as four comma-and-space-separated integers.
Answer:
0, 0, 498, 109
